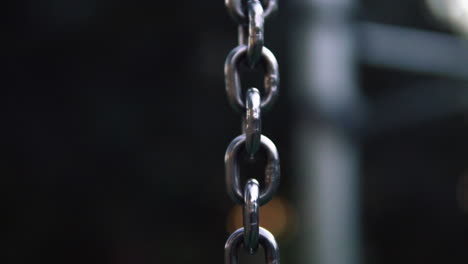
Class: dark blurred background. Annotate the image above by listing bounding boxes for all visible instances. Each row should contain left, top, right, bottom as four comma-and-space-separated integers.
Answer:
4, 0, 468, 263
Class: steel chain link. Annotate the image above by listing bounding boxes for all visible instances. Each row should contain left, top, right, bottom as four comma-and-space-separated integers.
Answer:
224, 0, 281, 263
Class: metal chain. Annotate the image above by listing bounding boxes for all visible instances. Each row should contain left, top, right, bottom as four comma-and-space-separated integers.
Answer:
224, 0, 280, 263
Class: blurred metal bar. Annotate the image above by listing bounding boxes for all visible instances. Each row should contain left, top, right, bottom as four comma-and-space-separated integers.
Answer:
289, 0, 361, 264
359, 22, 468, 80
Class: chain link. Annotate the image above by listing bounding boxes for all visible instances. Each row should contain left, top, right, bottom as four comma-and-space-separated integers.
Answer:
225, 0, 278, 24
246, 0, 264, 66
243, 179, 260, 253
243, 88, 262, 157
225, 227, 280, 264
223, 0, 281, 263
225, 134, 280, 205
224, 45, 279, 112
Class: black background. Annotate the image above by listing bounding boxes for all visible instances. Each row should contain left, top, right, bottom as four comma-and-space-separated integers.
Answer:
4, 0, 468, 263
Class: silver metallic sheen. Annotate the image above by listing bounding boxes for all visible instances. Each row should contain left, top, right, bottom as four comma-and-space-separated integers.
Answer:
224, 1, 281, 262
225, 134, 280, 205
243, 179, 260, 253
225, 227, 280, 264
244, 88, 262, 156
247, 0, 264, 67
225, 0, 278, 24
225, 45, 279, 112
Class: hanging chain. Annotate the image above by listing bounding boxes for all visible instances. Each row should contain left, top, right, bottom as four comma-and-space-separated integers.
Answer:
224, 0, 280, 263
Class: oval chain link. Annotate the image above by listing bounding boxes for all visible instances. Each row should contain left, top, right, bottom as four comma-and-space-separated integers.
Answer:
225, 134, 280, 205
243, 88, 262, 157
224, 45, 279, 113
223, 0, 280, 263
225, 0, 278, 24
246, 0, 264, 67
225, 227, 280, 264
243, 179, 260, 253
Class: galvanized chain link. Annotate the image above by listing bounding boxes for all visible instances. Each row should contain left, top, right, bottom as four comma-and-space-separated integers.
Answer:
224, 0, 281, 263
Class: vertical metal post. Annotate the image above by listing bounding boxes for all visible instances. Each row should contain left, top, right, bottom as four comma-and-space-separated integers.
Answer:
289, 0, 361, 264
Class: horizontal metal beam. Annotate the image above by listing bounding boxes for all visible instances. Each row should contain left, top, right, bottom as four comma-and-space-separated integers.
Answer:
359, 22, 468, 80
